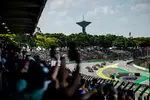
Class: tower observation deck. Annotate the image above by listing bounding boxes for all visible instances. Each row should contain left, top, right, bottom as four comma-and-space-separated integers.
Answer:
76, 16, 91, 34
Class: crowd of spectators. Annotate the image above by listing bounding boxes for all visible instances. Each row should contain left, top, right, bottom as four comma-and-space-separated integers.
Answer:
78, 47, 132, 60
0, 44, 149, 100
28, 46, 132, 62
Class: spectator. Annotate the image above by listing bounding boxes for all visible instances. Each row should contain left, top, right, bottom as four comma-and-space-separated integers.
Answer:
0, 43, 138, 100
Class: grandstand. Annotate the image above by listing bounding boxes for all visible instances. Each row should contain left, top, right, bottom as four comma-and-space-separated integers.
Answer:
132, 47, 150, 71
0, 0, 150, 100
133, 57, 150, 69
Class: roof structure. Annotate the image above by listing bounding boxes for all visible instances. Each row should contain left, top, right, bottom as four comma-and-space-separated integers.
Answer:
0, 0, 47, 35
76, 21, 91, 27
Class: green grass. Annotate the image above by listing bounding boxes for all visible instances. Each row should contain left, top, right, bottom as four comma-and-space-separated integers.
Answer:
116, 68, 149, 84
114, 68, 149, 94
138, 69, 150, 74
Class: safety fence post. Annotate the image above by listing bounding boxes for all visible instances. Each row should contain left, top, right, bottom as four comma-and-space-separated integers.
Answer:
134, 84, 142, 93
114, 81, 119, 87
117, 82, 125, 89
138, 86, 149, 100
98, 78, 102, 84
146, 93, 150, 100
122, 82, 130, 89
128, 83, 135, 90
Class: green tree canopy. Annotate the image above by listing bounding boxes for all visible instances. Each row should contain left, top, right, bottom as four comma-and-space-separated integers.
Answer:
0, 33, 149, 49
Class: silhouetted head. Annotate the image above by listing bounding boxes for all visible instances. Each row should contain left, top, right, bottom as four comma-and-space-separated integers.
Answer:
80, 79, 86, 86
0, 43, 2, 48
26, 61, 47, 90
88, 91, 104, 100
92, 78, 98, 84
68, 41, 79, 61
50, 45, 56, 59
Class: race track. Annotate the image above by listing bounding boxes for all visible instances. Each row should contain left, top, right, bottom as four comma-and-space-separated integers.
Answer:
66, 60, 149, 97
66, 60, 149, 85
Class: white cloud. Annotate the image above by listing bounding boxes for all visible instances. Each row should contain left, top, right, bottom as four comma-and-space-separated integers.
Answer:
55, 15, 73, 26
48, 10, 68, 17
48, 11, 56, 15
49, 0, 75, 10
119, 17, 129, 25
99, 6, 118, 15
85, 6, 117, 19
55, 20, 64, 26
58, 11, 68, 17
129, 0, 140, 2
64, 0, 75, 6
49, 0, 65, 10
85, 7, 100, 19
137, 3, 150, 9
131, 3, 150, 11
71, 0, 86, 7
38, 0, 150, 37
129, 0, 149, 2
100, 6, 115, 15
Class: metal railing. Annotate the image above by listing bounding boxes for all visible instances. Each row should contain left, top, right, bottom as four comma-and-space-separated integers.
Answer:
80, 74, 150, 100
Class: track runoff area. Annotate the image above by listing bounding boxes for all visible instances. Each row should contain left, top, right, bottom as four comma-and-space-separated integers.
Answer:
66, 60, 149, 96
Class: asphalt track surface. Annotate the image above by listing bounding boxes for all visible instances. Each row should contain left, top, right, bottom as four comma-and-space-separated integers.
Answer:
65, 60, 149, 98
66, 60, 149, 85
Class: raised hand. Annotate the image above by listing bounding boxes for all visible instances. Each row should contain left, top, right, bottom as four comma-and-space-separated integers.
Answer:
51, 60, 60, 89
50, 42, 81, 97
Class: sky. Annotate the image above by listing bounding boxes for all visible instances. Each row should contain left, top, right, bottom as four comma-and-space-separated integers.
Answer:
37, 0, 150, 37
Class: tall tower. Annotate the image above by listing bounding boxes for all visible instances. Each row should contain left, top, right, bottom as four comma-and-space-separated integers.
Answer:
129, 32, 131, 38
76, 15, 91, 34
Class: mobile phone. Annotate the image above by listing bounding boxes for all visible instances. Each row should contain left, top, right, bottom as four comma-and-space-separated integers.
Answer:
68, 42, 78, 61
50, 46, 56, 59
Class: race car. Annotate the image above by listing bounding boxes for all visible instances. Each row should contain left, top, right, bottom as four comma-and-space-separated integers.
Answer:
85, 66, 90, 69
93, 66, 99, 70
122, 76, 137, 81
101, 62, 106, 65
88, 68, 94, 72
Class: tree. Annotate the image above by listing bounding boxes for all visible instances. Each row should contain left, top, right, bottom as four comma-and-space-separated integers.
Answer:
35, 34, 59, 49
0, 32, 149, 49
0, 34, 17, 46
45, 33, 67, 47
105, 34, 117, 46
29, 37, 37, 48
44, 37, 59, 49
126, 38, 136, 48
113, 36, 125, 49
